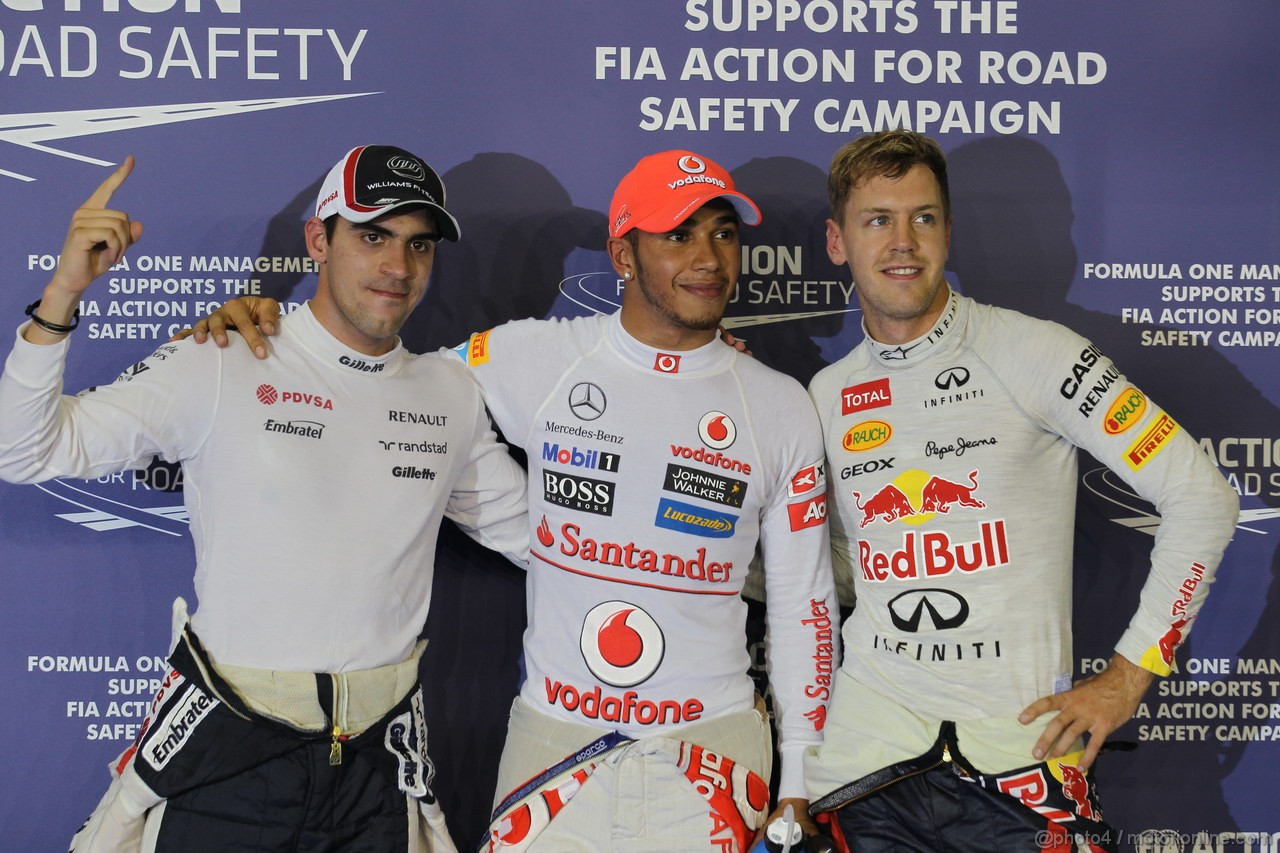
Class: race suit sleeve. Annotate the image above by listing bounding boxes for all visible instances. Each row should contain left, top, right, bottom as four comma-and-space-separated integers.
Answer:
443, 364, 531, 569
0, 325, 215, 483
753, 377, 839, 800
983, 312, 1238, 677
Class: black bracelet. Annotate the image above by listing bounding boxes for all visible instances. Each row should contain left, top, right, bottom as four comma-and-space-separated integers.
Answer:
24, 299, 80, 335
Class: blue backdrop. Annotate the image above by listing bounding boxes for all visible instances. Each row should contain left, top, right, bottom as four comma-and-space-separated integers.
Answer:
2, 2, 1277, 850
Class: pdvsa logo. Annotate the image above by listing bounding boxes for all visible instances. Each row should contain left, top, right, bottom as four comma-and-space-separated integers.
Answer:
843, 420, 891, 452
255, 384, 334, 410
580, 601, 665, 687
698, 411, 736, 450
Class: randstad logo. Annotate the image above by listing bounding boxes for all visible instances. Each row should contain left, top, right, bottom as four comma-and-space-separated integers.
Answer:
654, 498, 737, 538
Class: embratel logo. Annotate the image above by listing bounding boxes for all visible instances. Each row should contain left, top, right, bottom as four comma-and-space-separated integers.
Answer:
698, 411, 736, 450
264, 419, 324, 439
655, 497, 737, 538
654, 353, 681, 373
1104, 387, 1147, 435
842, 377, 891, 415
568, 382, 607, 422
842, 420, 891, 452
255, 384, 334, 410
579, 601, 665, 687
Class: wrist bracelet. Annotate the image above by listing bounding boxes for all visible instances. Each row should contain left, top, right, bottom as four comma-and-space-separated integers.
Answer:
24, 299, 80, 335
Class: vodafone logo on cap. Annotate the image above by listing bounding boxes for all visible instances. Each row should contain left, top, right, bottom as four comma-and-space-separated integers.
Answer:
677, 155, 706, 175
580, 601, 665, 687
698, 411, 736, 450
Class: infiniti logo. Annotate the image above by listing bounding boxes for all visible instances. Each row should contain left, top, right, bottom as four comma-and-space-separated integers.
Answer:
568, 382, 607, 421
934, 367, 971, 391
887, 588, 969, 632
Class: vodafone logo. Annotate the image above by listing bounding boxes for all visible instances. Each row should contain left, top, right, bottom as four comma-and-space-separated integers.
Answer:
580, 601, 665, 688
698, 411, 736, 450
256, 384, 278, 405
677, 154, 706, 175
654, 353, 681, 373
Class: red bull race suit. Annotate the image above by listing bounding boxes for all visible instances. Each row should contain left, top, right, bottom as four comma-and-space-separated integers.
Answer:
803, 289, 1238, 851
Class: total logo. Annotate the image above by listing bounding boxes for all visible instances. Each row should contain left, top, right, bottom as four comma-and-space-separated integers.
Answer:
255, 384, 334, 410
579, 601, 665, 687
699, 411, 736, 450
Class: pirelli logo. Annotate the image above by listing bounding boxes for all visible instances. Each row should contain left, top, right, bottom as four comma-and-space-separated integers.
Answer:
1124, 412, 1179, 471
466, 330, 491, 367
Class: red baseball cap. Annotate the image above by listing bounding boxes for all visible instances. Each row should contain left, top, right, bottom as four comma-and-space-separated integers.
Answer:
608, 150, 761, 238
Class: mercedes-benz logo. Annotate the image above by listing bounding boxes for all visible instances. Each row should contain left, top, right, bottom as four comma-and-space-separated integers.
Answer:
568, 382, 606, 421
934, 367, 971, 390
888, 588, 969, 632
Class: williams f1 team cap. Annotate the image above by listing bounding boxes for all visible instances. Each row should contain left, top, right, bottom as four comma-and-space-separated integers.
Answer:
315, 145, 461, 242
608, 150, 761, 238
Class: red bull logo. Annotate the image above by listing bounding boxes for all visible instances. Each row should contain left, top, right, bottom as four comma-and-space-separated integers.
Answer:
1158, 618, 1189, 666
1060, 764, 1095, 819
853, 470, 986, 528
859, 520, 1009, 582
920, 471, 985, 513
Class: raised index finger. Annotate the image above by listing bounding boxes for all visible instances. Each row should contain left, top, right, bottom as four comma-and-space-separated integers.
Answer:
83, 156, 135, 209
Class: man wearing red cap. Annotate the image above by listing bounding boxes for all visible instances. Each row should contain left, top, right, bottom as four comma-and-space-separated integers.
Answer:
189, 150, 838, 852
0, 146, 529, 852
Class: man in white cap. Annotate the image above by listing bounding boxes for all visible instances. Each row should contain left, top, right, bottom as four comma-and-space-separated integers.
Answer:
186, 149, 839, 852
0, 145, 529, 852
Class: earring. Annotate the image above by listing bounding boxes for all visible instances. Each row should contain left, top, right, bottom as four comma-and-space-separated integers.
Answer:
624, 271, 633, 280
